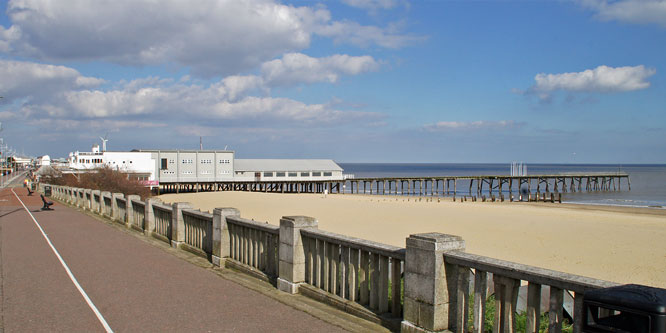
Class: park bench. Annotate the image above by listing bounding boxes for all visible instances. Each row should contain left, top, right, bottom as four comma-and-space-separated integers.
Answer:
40, 194, 54, 211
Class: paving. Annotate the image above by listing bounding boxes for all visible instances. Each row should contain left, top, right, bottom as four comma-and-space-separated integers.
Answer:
0, 182, 385, 332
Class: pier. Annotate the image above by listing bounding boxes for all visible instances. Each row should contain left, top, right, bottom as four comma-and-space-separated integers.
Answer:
156, 172, 630, 198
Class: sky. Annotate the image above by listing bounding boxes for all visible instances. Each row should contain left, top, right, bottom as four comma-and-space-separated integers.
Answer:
0, 0, 664, 163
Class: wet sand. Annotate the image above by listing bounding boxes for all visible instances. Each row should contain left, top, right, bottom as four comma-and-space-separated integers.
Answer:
159, 192, 666, 288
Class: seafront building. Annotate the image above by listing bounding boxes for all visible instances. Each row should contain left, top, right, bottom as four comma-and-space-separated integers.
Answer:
66, 144, 344, 187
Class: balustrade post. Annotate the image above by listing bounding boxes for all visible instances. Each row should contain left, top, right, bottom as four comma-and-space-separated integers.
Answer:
277, 215, 318, 294
144, 198, 157, 235
101, 191, 111, 216
170, 202, 192, 248
212, 207, 240, 267
402, 233, 465, 333
111, 193, 123, 222
125, 195, 140, 228
84, 189, 92, 210
89, 190, 99, 212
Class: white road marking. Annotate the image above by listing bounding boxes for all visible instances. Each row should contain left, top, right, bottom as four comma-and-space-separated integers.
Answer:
11, 188, 114, 333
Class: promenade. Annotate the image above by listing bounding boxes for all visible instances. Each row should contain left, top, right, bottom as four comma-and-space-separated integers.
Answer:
0, 183, 380, 332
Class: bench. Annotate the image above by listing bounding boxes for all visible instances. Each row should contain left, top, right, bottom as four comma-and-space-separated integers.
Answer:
27, 187, 34, 196
40, 194, 54, 211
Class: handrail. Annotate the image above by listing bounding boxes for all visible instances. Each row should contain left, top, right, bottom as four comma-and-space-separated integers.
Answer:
301, 228, 405, 261
226, 216, 279, 234
444, 251, 618, 293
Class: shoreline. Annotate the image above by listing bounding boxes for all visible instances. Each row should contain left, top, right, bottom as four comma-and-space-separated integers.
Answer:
158, 191, 666, 288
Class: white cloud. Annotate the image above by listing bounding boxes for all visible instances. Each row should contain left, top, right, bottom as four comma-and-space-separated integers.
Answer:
0, 59, 104, 103
1, 59, 380, 127
261, 53, 380, 86
527, 65, 656, 96
578, 0, 666, 27
342, 0, 400, 11
1, 0, 417, 76
28, 118, 168, 131
315, 20, 425, 49
424, 120, 521, 132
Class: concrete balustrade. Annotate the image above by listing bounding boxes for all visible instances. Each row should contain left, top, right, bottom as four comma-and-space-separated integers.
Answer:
143, 198, 156, 236
212, 208, 240, 267
83, 189, 92, 210
277, 216, 318, 294
170, 202, 191, 248
40, 184, 640, 333
124, 195, 140, 229
111, 193, 124, 222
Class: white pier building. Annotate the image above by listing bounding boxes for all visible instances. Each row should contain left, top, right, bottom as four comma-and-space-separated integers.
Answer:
67, 144, 344, 188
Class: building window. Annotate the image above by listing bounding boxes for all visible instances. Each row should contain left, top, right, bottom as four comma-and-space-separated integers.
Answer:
323, 172, 332, 177
264, 172, 273, 177
288, 172, 297, 177
301, 172, 310, 177
312, 172, 321, 177
276, 172, 285, 177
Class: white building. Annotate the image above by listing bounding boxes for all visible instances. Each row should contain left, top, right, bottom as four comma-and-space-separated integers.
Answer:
36, 155, 51, 166
233, 159, 343, 182
68, 145, 155, 182
66, 144, 344, 186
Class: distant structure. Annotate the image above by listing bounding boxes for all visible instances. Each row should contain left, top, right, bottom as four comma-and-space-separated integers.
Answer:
66, 143, 344, 188
36, 155, 51, 166
510, 161, 527, 176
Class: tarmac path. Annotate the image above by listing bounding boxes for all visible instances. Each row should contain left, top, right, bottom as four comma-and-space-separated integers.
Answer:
0, 185, 348, 332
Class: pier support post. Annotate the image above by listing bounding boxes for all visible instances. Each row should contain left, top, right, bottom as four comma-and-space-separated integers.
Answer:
212, 207, 240, 267
402, 233, 466, 332
277, 216, 318, 294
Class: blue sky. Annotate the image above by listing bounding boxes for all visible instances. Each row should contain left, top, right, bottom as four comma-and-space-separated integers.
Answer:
0, 0, 664, 163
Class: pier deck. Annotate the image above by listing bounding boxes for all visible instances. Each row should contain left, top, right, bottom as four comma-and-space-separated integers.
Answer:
157, 173, 630, 198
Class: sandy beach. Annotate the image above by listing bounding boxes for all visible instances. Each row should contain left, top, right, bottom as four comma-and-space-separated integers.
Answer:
159, 192, 666, 288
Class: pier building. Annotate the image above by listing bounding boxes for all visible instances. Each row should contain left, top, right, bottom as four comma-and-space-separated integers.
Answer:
65, 144, 345, 189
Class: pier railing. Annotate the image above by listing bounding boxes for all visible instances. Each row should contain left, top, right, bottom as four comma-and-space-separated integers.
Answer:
443, 251, 618, 332
300, 228, 404, 321
43, 183, 653, 332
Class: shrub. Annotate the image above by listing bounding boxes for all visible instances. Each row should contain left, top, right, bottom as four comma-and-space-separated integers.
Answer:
42, 166, 151, 199
468, 294, 573, 332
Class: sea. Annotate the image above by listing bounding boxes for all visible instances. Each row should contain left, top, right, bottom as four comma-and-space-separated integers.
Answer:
337, 163, 666, 209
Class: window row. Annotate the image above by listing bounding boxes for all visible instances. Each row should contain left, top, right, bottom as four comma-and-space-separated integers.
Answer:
261, 171, 333, 177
